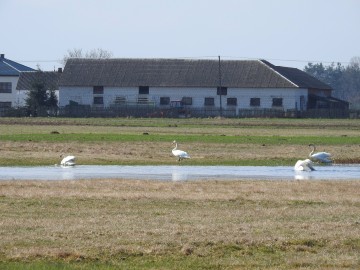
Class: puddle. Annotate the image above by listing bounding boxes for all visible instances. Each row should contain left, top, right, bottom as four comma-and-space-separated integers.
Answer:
0, 165, 359, 181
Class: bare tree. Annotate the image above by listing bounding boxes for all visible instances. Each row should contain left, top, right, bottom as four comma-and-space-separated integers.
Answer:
85, 48, 113, 59
61, 48, 113, 66
349, 56, 360, 69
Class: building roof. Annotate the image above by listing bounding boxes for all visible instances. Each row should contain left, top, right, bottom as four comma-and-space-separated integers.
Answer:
0, 54, 35, 76
59, 58, 332, 90
16, 70, 62, 90
260, 60, 332, 90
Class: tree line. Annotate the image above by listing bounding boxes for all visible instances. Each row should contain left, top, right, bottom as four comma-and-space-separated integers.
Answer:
303, 57, 360, 107
25, 48, 112, 116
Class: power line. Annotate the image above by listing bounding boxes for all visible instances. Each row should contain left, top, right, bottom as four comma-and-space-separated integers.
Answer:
15, 60, 62, 63
13, 56, 352, 66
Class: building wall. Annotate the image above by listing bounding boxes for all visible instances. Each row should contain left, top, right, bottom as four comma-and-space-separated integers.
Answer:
59, 86, 309, 114
0, 76, 20, 107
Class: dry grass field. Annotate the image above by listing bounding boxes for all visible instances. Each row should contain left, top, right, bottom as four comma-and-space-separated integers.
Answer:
0, 117, 359, 165
1, 140, 359, 166
0, 180, 359, 269
0, 117, 360, 269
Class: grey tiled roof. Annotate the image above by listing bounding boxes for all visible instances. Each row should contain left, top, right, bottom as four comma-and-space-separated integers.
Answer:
16, 71, 61, 90
260, 60, 332, 90
59, 58, 332, 90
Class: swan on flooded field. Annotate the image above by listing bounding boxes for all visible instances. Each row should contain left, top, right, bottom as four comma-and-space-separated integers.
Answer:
294, 159, 315, 171
308, 144, 332, 163
60, 155, 76, 167
172, 141, 190, 162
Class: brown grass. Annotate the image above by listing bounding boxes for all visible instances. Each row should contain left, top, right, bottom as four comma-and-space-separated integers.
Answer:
1, 118, 360, 165
1, 179, 359, 268
1, 140, 360, 165
0, 118, 359, 268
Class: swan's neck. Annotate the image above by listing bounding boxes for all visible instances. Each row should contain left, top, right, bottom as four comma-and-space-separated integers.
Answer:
309, 145, 315, 156
172, 143, 178, 151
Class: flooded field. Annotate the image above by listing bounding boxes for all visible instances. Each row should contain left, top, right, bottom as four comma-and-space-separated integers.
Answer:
0, 165, 359, 181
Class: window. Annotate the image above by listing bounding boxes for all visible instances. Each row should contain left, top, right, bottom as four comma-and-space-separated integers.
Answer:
139, 86, 149, 94
0, 82, 12, 93
272, 98, 283, 107
160, 97, 170, 105
93, 96, 104, 105
217, 87, 227, 95
0, 102, 11, 108
227, 98, 237, 106
250, 98, 260, 107
182, 97, 192, 105
93, 86, 104, 94
204, 97, 214, 106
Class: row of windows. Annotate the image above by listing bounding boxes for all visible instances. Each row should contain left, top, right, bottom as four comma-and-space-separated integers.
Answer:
93, 86, 228, 96
161, 97, 283, 107
93, 96, 283, 107
92, 86, 283, 107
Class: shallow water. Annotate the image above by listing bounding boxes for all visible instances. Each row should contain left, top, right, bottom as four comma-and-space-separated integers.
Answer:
0, 165, 359, 181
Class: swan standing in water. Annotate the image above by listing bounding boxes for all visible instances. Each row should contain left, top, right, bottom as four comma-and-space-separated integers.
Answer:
308, 144, 332, 163
60, 155, 76, 166
294, 159, 315, 171
172, 141, 190, 161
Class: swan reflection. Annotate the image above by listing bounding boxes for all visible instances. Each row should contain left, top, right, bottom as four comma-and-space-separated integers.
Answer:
171, 167, 189, 181
294, 171, 314, 180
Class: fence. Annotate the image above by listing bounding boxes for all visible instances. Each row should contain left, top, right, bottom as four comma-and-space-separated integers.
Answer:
58, 105, 237, 118
299, 109, 349, 118
0, 106, 354, 118
238, 108, 285, 118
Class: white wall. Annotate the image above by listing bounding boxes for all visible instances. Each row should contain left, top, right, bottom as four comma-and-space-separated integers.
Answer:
59, 86, 309, 114
59, 86, 92, 107
226, 88, 308, 110
151, 87, 308, 111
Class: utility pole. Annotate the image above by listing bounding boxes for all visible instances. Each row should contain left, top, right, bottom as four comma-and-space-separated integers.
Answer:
218, 55, 222, 117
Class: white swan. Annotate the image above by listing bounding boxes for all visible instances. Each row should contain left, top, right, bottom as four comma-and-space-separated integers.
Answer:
60, 155, 76, 166
309, 144, 332, 163
172, 141, 190, 161
294, 159, 315, 171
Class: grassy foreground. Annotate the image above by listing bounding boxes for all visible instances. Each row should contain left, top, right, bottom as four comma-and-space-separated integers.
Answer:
0, 117, 360, 269
1, 179, 360, 269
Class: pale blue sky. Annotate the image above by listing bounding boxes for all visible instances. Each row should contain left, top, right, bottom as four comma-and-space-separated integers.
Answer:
1, 0, 359, 71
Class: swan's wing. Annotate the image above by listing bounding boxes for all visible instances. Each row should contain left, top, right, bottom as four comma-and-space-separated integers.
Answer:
312, 152, 331, 159
311, 152, 332, 162
172, 149, 183, 157
172, 150, 190, 158
61, 156, 76, 164
180, 151, 190, 158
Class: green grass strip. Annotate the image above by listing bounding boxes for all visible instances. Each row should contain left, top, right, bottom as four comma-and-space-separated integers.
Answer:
0, 133, 359, 145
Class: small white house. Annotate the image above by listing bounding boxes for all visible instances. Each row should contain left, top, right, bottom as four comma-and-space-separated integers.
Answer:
0, 54, 34, 108
58, 58, 339, 117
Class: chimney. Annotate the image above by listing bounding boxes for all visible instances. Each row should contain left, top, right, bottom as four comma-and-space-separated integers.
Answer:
58, 67, 63, 73
0, 54, 4, 59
